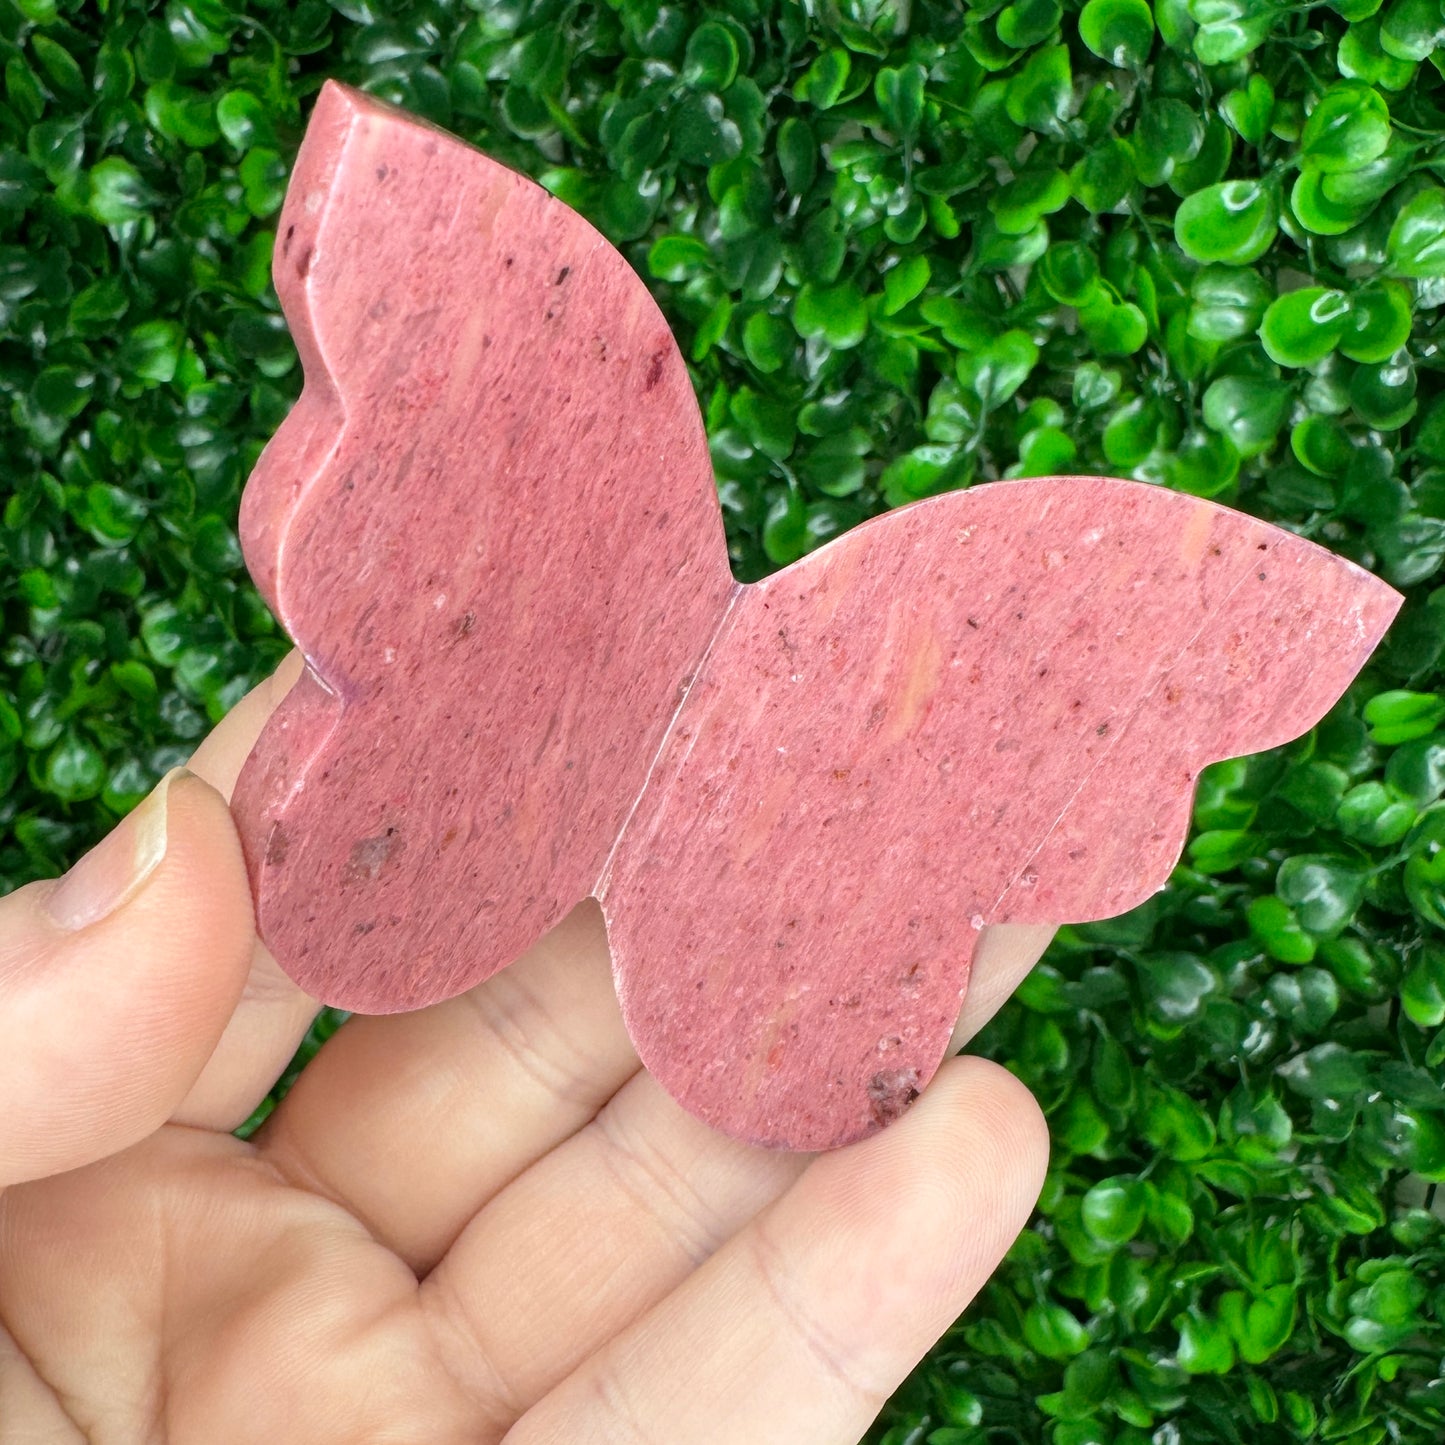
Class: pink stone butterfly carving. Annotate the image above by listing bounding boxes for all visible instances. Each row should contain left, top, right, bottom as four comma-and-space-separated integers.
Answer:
233, 82, 1402, 1151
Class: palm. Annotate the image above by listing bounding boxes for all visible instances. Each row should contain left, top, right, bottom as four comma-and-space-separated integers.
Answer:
4, 1126, 474, 1439
0, 662, 1050, 1444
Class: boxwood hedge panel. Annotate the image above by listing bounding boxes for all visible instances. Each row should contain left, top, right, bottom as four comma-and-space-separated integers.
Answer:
2, 1, 1444, 1441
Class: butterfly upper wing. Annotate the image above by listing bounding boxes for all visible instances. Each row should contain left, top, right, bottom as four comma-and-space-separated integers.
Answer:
232, 81, 736, 1010
990, 499, 1400, 925
600, 476, 1402, 1150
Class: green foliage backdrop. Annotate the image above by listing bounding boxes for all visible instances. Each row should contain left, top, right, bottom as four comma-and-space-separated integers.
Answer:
4, 0, 1445, 1439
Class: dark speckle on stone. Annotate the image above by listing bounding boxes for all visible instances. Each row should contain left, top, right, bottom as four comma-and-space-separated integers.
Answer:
296, 244, 313, 278
867, 1068, 920, 1126
1258, 571, 1267, 581
375, 164, 388, 180
265, 825, 289, 867
644, 347, 668, 391
556, 265, 570, 284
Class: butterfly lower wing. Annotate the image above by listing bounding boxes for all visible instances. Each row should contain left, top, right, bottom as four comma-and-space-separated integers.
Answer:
232, 82, 735, 1011
992, 509, 1403, 924
601, 476, 1401, 1150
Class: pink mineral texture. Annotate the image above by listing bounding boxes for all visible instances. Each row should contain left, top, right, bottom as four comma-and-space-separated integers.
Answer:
232, 81, 1403, 1151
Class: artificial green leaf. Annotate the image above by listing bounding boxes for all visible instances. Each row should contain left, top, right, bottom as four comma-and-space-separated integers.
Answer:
1402, 945, 1445, 1027
1039, 241, 1101, 306
1080, 0, 1156, 66
1081, 1177, 1147, 1244
1351, 350, 1417, 429
1078, 297, 1148, 356
1380, 0, 1445, 59
1202, 375, 1291, 456
997, 0, 1065, 48
1276, 854, 1369, 935
682, 21, 739, 90
794, 47, 851, 109
1249, 895, 1318, 962
761, 485, 806, 564
1339, 17, 1419, 87
1070, 136, 1135, 212
1292, 164, 1374, 235
239, 147, 288, 217
1024, 1302, 1092, 1359
992, 166, 1071, 234
1291, 414, 1353, 476
1221, 73, 1274, 143
794, 280, 869, 349
1367, 690, 1445, 743
1300, 81, 1392, 173
957, 330, 1040, 406
216, 89, 278, 152
1175, 179, 1278, 263
86, 157, 155, 225
881, 254, 931, 315
118, 320, 185, 385
1005, 44, 1073, 132
742, 311, 793, 372
1342, 279, 1413, 361
1176, 1308, 1237, 1374
1187, 264, 1271, 340
1386, 188, 1445, 277
1258, 287, 1351, 367
875, 63, 926, 139
145, 81, 221, 148
1191, 0, 1272, 63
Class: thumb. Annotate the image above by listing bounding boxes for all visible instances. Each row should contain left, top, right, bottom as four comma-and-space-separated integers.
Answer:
0, 766, 255, 1186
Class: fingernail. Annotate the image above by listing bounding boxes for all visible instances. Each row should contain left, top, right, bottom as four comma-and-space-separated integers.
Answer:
46, 768, 189, 931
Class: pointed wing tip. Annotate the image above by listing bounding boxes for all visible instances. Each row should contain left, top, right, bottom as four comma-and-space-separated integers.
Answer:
313, 75, 359, 117
309, 78, 404, 132
1354, 561, 1407, 648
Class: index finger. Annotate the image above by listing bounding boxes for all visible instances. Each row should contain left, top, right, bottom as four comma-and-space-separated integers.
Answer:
169, 650, 322, 1132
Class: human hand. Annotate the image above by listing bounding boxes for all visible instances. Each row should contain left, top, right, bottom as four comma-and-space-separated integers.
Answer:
0, 655, 1051, 1444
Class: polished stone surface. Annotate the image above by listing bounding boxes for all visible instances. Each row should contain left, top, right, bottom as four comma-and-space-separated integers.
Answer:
233, 81, 1403, 1150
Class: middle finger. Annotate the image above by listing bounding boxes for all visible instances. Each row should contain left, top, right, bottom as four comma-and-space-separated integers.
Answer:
257, 900, 641, 1272
259, 916, 1050, 1276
